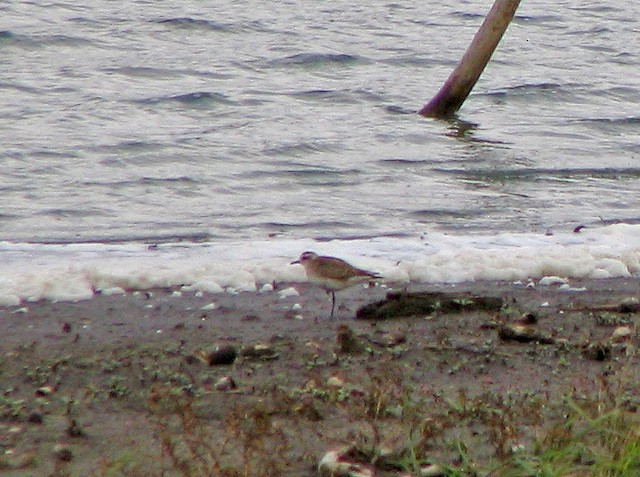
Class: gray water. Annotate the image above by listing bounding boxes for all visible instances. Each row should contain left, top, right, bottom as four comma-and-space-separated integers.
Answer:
2, 1, 640, 244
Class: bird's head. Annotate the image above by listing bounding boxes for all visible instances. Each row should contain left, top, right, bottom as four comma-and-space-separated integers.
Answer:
290, 251, 318, 265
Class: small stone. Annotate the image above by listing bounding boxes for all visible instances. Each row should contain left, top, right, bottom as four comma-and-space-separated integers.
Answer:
240, 343, 279, 360
53, 443, 73, 462
241, 314, 260, 322
612, 326, 633, 342
538, 276, 568, 286
214, 376, 237, 391
419, 464, 446, 477
0, 450, 36, 470
196, 345, 237, 366
318, 447, 374, 477
618, 298, 640, 313
519, 312, 538, 325
35, 386, 56, 397
583, 342, 611, 361
278, 287, 300, 299
498, 324, 554, 344
381, 331, 406, 347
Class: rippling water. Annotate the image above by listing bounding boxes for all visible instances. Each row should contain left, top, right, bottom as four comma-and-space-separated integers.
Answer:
2, 1, 640, 244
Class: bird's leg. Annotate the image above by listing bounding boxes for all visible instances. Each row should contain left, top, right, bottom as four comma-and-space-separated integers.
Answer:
330, 290, 336, 319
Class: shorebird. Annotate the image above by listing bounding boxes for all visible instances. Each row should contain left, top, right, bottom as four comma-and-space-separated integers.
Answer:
291, 251, 382, 318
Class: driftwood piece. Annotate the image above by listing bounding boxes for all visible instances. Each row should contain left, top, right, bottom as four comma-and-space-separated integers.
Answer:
356, 291, 503, 320
419, 0, 522, 118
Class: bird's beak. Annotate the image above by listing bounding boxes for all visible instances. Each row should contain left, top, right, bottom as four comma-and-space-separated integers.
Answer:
290, 260, 300, 265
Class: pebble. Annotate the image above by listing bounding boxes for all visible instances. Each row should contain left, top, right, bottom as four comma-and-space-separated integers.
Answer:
539, 276, 568, 286
214, 376, 237, 391
53, 443, 73, 462
318, 448, 374, 477
612, 326, 633, 342
197, 345, 238, 366
278, 287, 300, 299
35, 386, 56, 397
240, 343, 279, 360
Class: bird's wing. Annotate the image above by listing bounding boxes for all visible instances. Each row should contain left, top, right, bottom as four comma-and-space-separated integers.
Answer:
316, 257, 380, 280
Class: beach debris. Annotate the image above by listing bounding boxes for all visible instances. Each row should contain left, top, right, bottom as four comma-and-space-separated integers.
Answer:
260, 283, 274, 292
611, 326, 633, 342
498, 324, 555, 344
35, 385, 56, 397
559, 284, 588, 292
518, 312, 538, 325
241, 314, 261, 322
53, 443, 74, 462
214, 376, 237, 391
419, 0, 521, 118
200, 302, 217, 311
0, 449, 37, 470
370, 330, 407, 348
326, 375, 345, 389
196, 344, 237, 365
96, 287, 125, 296
538, 276, 568, 286
336, 324, 366, 354
400, 464, 446, 477
278, 287, 300, 299
571, 297, 640, 315
418, 464, 446, 476
619, 297, 640, 313
318, 447, 375, 477
240, 343, 279, 360
357, 291, 502, 320
582, 342, 611, 361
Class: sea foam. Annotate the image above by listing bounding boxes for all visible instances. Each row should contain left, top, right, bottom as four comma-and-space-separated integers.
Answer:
0, 224, 639, 306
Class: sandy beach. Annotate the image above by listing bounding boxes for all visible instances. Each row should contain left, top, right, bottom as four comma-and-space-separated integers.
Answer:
1, 276, 640, 476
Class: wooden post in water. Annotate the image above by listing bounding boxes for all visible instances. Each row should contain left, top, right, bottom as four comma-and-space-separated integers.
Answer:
419, 0, 521, 119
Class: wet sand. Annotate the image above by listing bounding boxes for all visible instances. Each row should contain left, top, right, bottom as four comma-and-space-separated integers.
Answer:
1, 277, 640, 475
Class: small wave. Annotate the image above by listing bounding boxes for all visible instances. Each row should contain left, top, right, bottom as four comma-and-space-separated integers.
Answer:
90, 141, 166, 157
135, 91, 233, 107
576, 117, 640, 126
0, 31, 93, 48
36, 208, 110, 219
84, 176, 201, 188
153, 17, 232, 32
481, 82, 574, 100
263, 141, 343, 157
384, 105, 417, 115
439, 167, 640, 182
269, 52, 368, 68
287, 89, 360, 104
104, 66, 175, 78
410, 208, 488, 221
